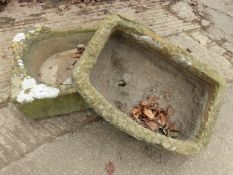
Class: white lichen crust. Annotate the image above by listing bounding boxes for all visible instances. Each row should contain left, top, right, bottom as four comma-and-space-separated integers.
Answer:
13, 33, 26, 43
133, 34, 163, 49
17, 77, 59, 103
17, 59, 24, 68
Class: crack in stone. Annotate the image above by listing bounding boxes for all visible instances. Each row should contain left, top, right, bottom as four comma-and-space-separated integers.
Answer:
200, 3, 233, 18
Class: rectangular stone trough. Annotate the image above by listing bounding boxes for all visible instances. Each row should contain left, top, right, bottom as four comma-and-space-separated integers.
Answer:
72, 14, 226, 155
11, 26, 96, 119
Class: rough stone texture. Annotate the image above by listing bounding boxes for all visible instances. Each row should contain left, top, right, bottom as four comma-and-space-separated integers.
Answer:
0, 0, 233, 174
73, 14, 225, 155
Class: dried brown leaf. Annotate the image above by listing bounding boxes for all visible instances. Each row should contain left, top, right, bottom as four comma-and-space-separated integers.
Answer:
131, 108, 140, 119
145, 121, 159, 131
130, 95, 179, 137
141, 99, 150, 106
71, 53, 82, 58
105, 161, 115, 175
141, 96, 156, 107
164, 122, 170, 130
159, 113, 167, 126
157, 119, 161, 125
144, 108, 154, 120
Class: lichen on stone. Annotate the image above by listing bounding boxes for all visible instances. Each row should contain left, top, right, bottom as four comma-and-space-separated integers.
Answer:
17, 59, 24, 68
13, 33, 26, 43
133, 34, 163, 49
17, 77, 59, 103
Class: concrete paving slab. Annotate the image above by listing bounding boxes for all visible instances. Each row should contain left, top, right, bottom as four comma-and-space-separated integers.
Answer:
168, 32, 233, 82
170, 1, 198, 21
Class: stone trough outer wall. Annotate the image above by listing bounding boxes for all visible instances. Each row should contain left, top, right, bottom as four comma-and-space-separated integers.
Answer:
73, 14, 226, 156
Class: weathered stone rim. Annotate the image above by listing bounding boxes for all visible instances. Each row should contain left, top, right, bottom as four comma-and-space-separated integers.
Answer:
73, 14, 226, 155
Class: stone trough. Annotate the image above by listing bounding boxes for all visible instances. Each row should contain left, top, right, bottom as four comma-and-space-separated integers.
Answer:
11, 26, 94, 119
11, 14, 225, 155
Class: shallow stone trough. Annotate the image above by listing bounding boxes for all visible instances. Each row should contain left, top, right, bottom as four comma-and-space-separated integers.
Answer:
11, 25, 94, 119
11, 14, 225, 155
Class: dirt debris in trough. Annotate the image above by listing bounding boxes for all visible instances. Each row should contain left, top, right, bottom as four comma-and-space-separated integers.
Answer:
38, 44, 85, 85
65, 44, 85, 70
130, 96, 180, 138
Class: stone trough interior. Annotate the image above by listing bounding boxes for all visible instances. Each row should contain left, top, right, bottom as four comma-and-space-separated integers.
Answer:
89, 32, 209, 140
22, 32, 94, 85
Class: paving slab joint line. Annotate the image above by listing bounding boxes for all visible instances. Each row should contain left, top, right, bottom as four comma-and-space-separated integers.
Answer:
164, 0, 213, 30
202, 4, 233, 18
184, 27, 233, 69
0, 115, 102, 170
185, 29, 227, 53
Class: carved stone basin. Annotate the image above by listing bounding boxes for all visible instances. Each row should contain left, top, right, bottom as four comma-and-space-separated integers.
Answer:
11, 26, 95, 119
90, 32, 209, 140
72, 14, 226, 155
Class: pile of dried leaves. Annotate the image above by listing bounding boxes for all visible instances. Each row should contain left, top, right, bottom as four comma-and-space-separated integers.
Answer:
131, 96, 180, 138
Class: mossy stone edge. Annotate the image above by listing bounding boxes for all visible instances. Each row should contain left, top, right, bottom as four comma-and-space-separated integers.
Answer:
73, 14, 226, 155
